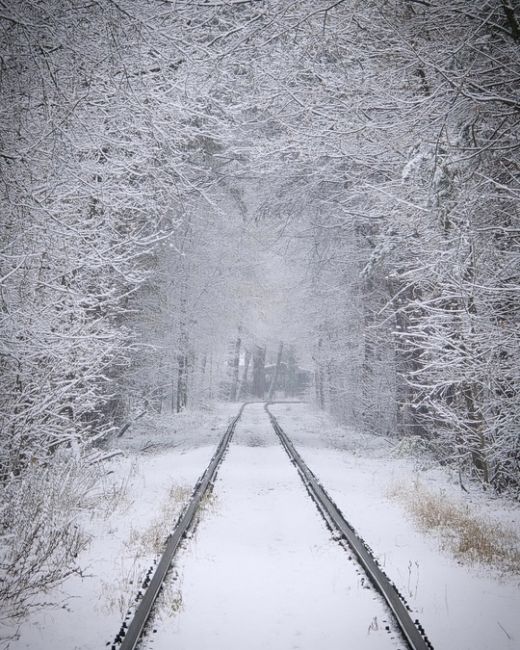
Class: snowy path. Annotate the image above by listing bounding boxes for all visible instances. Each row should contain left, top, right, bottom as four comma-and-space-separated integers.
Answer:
143, 404, 400, 650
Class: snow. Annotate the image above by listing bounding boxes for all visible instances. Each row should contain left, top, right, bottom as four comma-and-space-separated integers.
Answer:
4, 404, 239, 650
5, 401, 520, 650
143, 403, 401, 650
270, 403, 520, 650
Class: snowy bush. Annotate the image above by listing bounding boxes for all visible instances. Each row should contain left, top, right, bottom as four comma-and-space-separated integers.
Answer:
0, 458, 95, 626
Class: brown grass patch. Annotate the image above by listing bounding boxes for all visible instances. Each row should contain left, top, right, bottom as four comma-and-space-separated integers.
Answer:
389, 480, 520, 574
129, 484, 193, 555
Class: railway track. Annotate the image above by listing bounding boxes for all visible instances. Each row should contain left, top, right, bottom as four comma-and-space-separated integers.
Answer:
114, 404, 246, 650
111, 402, 433, 650
264, 403, 433, 650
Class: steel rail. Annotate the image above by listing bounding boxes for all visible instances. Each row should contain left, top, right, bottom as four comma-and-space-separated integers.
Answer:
115, 403, 247, 650
265, 403, 434, 650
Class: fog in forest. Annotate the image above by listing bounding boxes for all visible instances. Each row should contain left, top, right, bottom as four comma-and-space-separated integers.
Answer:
1, 2, 519, 648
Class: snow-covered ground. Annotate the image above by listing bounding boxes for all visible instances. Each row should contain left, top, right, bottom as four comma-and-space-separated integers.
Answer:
5, 400, 520, 650
143, 403, 400, 650
270, 402, 520, 650
4, 403, 239, 650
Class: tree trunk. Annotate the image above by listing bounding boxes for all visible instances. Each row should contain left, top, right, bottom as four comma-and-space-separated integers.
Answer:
462, 381, 489, 483
200, 353, 207, 389
176, 352, 188, 412
268, 341, 283, 400
208, 353, 214, 400
314, 337, 325, 409
285, 346, 297, 397
229, 330, 241, 401
502, 0, 519, 40
237, 348, 251, 400
252, 345, 266, 398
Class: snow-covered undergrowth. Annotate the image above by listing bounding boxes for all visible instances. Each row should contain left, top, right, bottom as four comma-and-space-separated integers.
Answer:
0, 458, 96, 625
3, 403, 239, 650
120, 404, 232, 454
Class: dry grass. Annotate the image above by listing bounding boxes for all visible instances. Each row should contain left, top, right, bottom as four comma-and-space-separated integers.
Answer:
103, 484, 194, 618
129, 484, 193, 556
389, 480, 520, 574
105, 483, 219, 620
195, 489, 218, 521
127, 483, 219, 556
153, 576, 184, 620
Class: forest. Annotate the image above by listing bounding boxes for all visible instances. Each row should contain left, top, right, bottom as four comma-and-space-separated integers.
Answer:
1, 0, 519, 631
